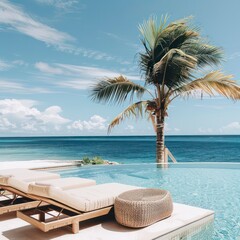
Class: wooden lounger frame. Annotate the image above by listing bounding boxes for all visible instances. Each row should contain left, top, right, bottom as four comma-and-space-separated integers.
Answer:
0, 185, 47, 215
17, 194, 113, 233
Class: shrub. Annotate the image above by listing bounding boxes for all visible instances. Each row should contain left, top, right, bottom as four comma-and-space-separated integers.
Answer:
82, 156, 91, 165
91, 156, 104, 165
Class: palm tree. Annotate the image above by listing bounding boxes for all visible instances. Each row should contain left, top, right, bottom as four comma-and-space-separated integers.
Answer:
91, 16, 240, 163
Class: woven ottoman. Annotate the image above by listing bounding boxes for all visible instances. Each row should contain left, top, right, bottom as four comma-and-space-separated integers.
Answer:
114, 188, 173, 228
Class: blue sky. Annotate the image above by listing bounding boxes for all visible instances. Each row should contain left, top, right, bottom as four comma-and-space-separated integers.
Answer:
0, 0, 240, 136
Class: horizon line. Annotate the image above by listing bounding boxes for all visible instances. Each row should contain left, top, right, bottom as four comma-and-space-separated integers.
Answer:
0, 134, 239, 138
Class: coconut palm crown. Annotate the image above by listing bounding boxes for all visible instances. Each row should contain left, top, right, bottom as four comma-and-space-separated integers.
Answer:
91, 16, 240, 163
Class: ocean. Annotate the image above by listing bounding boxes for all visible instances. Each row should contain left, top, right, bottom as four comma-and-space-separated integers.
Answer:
0, 135, 239, 163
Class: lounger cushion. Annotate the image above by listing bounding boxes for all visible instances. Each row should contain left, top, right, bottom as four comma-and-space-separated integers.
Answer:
9, 177, 96, 194
0, 169, 60, 186
28, 177, 96, 197
45, 183, 139, 212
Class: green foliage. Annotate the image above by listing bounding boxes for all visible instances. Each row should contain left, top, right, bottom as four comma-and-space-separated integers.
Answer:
82, 156, 91, 165
138, 16, 223, 86
90, 76, 146, 105
82, 156, 105, 165
91, 156, 105, 165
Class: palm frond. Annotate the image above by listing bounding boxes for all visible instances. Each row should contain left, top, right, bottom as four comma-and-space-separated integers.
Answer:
108, 101, 148, 133
182, 41, 223, 67
91, 76, 146, 104
154, 18, 198, 61
138, 15, 168, 50
172, 71, 240, 100
139, 16, 200, 85
153, 48, 198, 88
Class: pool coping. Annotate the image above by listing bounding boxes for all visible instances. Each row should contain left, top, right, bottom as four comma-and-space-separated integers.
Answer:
0, 203, 214, 240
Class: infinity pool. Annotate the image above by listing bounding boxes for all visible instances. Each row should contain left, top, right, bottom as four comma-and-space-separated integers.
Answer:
59, 163, 240, 240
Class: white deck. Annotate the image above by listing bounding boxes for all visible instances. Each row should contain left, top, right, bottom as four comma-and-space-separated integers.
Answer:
0, 160, 81, 170
0, 203, 214, 240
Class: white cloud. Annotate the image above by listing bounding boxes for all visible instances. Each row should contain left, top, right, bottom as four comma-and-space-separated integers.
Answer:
198, 127, 213, 134
35, 0, 78, 11
0, 1, 133, 63
35, 62, 63, 74
0, 79, 51, 94
125, 124, 135, 133
12, 60, 28, 67
220, 122, 240, 133
0, 0, 74, 50
59, 80, 93, 90
164, 123, 181, 133
0, 99, 70, 133
0, 59, 11, 71
0, 99, 109, 134
105, 32, 142, 51
228, 52, 240, 60
0, 117, 16, 130
125, 125, 134, 130
0, 80, 27, 92
0, 59, 28, 72
35, 62, 140, 90
56, 64, 139, 81
68, 115, 107, 131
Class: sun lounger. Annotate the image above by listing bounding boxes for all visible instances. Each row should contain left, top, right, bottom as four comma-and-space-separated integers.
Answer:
0, 168, 60, 186
0, 169, 60, 215
17, 183, 138, 233
0, 169, 96, 215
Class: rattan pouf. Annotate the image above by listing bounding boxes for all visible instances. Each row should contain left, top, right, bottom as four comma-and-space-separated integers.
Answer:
114, 188, 173, 228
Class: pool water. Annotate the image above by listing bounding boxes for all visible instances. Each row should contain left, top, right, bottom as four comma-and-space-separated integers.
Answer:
59, 163, 240, 240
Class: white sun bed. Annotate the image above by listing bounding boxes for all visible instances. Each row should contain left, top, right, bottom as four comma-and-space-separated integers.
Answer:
0, 168, 60, 186
0, 169, 96, 215
8, 177, 96, 194
18, 183, 139, 233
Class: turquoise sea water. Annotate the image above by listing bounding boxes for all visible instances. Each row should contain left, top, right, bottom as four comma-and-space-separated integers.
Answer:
59, 163, 240, 240
0, 135, 239, 163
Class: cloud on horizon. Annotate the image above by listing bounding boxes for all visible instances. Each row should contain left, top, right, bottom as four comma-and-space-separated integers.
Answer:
0, 99, 70, 133
68, 115, 107, 131
220, 122, 240, 133
0, 99, 108, 135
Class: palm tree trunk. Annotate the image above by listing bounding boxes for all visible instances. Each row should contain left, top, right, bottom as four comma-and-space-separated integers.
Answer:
156, 114, 165, 163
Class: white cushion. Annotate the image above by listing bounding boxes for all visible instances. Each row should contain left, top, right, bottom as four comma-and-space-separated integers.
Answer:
28, 177, 96, 197
0, 169, 60, 186
47, 183, 139, 212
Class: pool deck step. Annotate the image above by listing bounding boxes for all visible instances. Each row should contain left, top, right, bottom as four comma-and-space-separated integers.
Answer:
0, 203, 214, 240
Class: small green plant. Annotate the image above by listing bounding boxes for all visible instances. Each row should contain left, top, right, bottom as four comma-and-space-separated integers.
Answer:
82, 156, 91, 165
82, 156, 105, 165
91, 156, 105, 165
